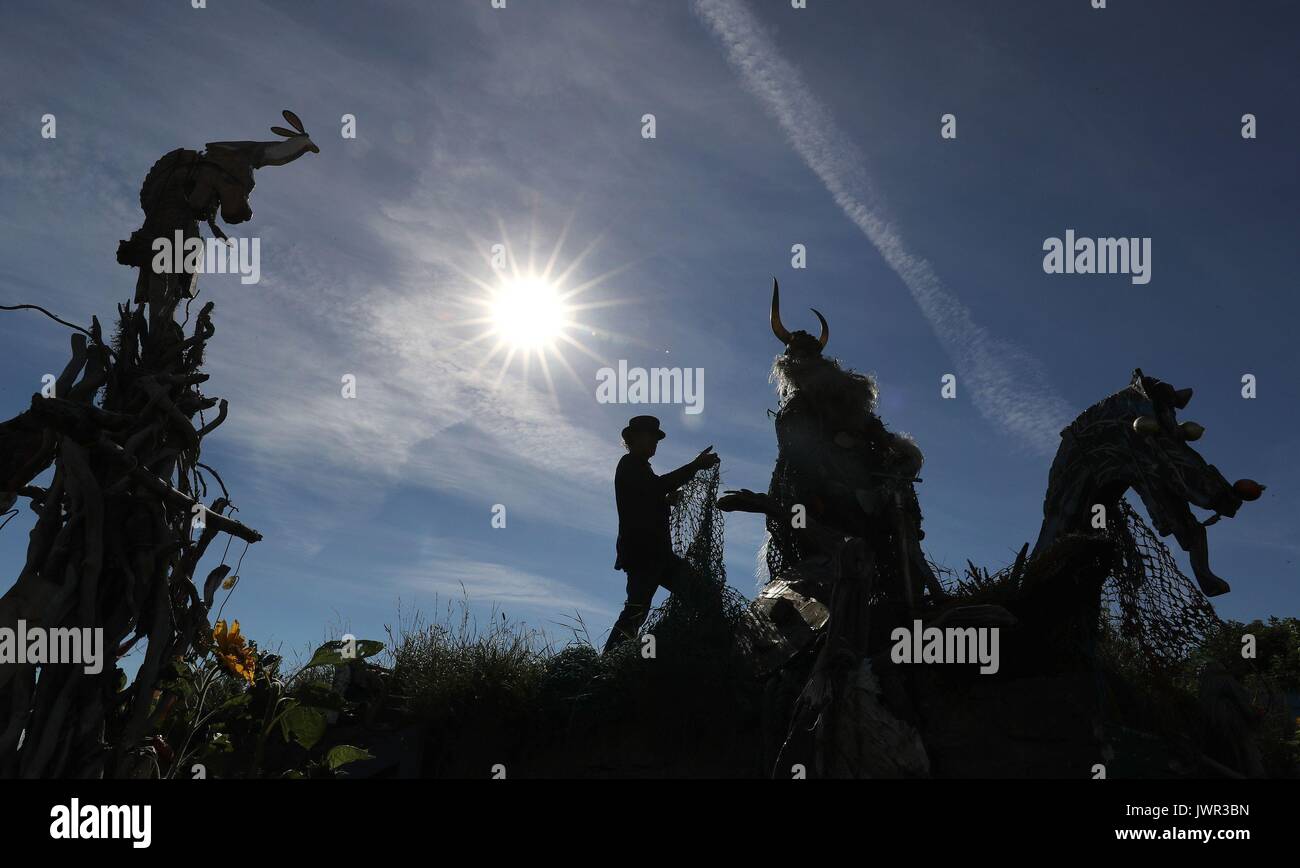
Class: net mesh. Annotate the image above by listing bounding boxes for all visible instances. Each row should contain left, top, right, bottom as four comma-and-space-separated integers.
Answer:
764, 482, 1220, 671
642, 464, 750, 648
761, 456, 915, 608
1102, 498, 1223, 668
763, 457, 802, 582
671, 464, 724, 581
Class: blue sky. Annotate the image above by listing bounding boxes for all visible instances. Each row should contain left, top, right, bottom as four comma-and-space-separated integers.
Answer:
2, 0, 1296, 661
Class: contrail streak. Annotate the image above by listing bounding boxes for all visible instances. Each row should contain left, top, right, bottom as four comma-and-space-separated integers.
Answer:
693, 0, 1074, 455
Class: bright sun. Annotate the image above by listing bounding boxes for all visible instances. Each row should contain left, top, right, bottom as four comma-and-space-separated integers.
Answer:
452, 219, 626, 395
491, 276, 568, 349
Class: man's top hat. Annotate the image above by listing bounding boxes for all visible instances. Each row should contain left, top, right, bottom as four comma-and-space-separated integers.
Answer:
622, 415, 666, 441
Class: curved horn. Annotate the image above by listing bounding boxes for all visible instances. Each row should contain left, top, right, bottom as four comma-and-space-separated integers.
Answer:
771, 278, 792, 345
810, 307, 829, 349
1173, 387, 1193, 409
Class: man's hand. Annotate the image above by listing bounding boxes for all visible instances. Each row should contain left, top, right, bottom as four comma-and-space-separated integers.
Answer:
692, 445, 720, 471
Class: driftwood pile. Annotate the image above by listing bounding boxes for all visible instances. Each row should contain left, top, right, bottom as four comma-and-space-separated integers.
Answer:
0, 288, 261, 777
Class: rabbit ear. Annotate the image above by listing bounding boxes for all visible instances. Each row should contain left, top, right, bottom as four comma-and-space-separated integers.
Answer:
282, 109, 306, 134
270, 126, 299, 138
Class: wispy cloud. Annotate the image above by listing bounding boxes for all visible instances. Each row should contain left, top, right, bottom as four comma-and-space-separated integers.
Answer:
393, 545, 618, 621
693, 0, 1075, 455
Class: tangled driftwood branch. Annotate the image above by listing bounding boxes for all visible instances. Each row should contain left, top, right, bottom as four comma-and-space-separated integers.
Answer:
0, 294, 262, 777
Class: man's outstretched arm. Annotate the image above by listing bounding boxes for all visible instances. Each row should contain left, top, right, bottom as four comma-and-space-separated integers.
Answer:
655, 446, 719, 493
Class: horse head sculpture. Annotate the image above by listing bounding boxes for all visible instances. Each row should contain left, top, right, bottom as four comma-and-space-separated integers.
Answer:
1033, 368, 1264, 597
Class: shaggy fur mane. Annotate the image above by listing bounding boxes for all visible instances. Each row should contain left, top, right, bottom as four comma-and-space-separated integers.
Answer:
770, 352, 879, 411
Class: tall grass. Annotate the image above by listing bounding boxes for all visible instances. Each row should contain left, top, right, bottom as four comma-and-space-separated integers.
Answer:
379, 585, 764, 777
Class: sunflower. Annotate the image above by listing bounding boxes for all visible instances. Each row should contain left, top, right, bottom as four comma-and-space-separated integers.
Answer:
213, 619, 256, 684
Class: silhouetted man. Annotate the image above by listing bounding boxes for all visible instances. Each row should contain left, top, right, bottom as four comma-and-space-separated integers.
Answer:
604, 415, 719, 654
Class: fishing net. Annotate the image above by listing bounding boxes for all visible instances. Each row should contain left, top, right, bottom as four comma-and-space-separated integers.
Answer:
760, 356, 913, 595
762, 455, 918, 610
767, 479, 1219, 671
763, 457, 802, 583
671, 463, 725, 585
641, 463, 751, 651
1103, 498, 1222, 668
605, 464, 763, 765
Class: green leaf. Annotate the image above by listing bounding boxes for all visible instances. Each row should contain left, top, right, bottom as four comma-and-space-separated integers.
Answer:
292, 682, 345, 711
304, 639, 385, 669
325, 745, 373, 770
282, 705, 327, 750
304, 645, 344, 669
278, 703, 294, 743
217, 692, 253, 713
159, 672, 197, 699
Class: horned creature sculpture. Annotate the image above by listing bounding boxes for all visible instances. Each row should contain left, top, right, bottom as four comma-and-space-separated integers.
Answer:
765, 279, 941, 610
720, 280, 939, 777
721, 280, 941, 627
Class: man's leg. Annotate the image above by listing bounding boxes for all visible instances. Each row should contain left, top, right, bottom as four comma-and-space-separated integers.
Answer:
656, 554, 697, 598
603, 567, 658, 654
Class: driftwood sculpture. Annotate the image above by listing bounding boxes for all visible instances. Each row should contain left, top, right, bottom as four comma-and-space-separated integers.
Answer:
724, 282, 1265, 778
1033, 368, 1263, 597
760, 279, 941, 610
721, 280, 941, 776
0, 112, 316, 778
